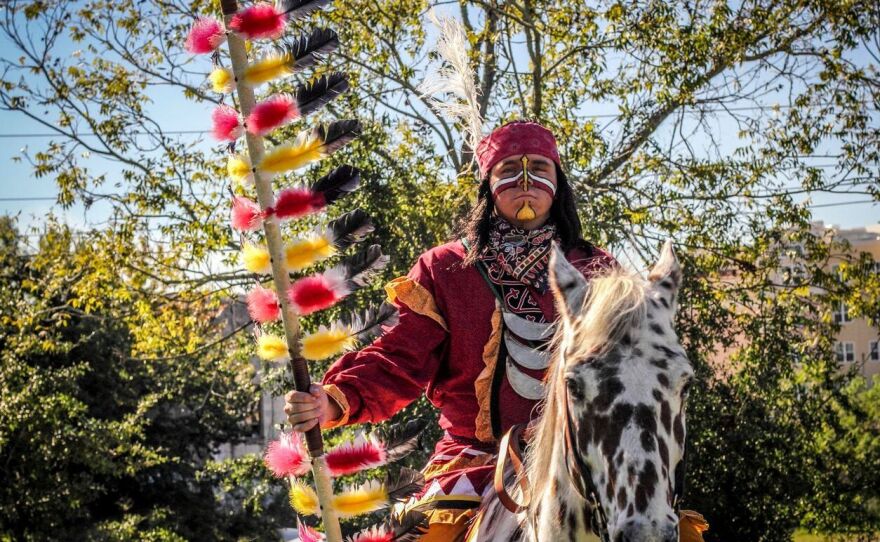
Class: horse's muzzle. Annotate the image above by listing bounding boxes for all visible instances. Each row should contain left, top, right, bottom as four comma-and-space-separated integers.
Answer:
614, 520, 678, 542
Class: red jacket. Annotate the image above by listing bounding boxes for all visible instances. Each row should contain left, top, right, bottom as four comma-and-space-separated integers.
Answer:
322, 239, 615, 444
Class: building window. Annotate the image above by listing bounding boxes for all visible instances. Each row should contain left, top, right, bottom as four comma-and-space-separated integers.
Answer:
835, 342, 855, 363
782, 265, 806, 283
785, 244, 804, 258
870, 341, 879, 362
833, 301, 851, 324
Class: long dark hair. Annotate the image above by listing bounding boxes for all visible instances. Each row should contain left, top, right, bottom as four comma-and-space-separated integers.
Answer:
453, 164, 583, 265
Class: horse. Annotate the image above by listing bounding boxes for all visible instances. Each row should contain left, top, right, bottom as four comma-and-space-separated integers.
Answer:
467, 240, 694, 542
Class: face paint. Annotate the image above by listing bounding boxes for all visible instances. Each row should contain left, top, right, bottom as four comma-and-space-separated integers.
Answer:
490, 156, 557, 200
516, 200, 537, 221
519, 156, 532, 191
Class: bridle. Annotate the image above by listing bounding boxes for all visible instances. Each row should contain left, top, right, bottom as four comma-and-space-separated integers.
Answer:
563, 397, 611, 542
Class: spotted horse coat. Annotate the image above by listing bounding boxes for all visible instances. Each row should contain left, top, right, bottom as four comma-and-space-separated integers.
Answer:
467, 241, 697, 542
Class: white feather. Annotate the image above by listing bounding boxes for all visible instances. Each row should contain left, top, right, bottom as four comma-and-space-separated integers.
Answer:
418, 9, 484, 166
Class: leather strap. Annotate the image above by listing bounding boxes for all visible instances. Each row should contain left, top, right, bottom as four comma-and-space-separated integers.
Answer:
563, 397, 611, 542
494, 425, 531, 513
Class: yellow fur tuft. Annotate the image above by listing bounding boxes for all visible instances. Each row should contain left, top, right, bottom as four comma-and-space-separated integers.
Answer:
332, 480, 389, 518
258, 133, 325, 175
285, 234, 336, 271
209, 67, 234, 94
301, 326, 355, 361
256, 334, 289, 363
243, 54, 293, 86
228, 154, 253, 185
242, 243, 271, 275
289, 480, 320, 516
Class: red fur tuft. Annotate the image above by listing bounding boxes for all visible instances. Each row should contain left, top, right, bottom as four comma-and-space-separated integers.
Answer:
347, 526, 393, 542
326, 434, 387, 477
247, 94, 300, 136
271, 187, 324, 220
185, 17, 226, 54
264, 432, 310, 477
229, 3, 286, 40
230, 196, 264, 232
211, 105, 243, 141
297, 519, 325, 542
246, 284, 280, 323
287, 271, 346, 315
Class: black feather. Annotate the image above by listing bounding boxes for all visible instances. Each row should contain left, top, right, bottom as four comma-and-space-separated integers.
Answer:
348, 303, 399, 343
276, 0, 332, 19
342, 244, 388, 287
295, 72, 349, 118
279, 27, 339, 72
311, 164, 361, 205
326, 208, 373, 250
389, 510, 429, 542
385, 467, 426, 503
380, 420, 426, 463
316, 118, 361, 155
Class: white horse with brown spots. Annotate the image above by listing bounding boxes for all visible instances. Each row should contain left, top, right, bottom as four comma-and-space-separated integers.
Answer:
467, 241, 693, 542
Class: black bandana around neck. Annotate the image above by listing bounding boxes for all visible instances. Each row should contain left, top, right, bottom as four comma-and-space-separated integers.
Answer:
480, 216, 557, 301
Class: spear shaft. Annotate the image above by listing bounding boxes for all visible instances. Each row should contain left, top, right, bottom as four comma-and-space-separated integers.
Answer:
218, 1, 343, 539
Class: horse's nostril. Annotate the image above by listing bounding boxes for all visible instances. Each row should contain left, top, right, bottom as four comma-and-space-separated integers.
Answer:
619, 521, 677, 542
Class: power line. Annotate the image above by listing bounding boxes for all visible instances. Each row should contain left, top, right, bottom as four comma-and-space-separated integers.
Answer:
808, 199, 877, 209
0, 129, 206, 139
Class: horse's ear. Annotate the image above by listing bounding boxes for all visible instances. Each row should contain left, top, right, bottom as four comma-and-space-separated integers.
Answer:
648, 239, 681, 289
549, 242, 588, 321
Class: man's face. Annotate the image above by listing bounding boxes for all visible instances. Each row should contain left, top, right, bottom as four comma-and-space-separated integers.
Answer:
489, 153, 557, 229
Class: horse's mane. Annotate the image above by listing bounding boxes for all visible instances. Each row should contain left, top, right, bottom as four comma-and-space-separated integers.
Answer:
525, 266, 648, 506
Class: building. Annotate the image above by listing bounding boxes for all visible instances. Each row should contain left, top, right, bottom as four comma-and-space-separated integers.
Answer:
824, 222, 880, 381
779, 221, 880, 381
211, 297, 289, 461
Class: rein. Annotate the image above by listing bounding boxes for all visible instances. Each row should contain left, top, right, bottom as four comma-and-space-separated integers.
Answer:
563, 399, 611, 542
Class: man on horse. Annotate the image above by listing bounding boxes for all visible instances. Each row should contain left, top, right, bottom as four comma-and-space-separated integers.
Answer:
285, 120, 708, 541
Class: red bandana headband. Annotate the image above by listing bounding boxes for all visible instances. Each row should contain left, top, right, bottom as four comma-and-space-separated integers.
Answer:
474, 120, 562, 179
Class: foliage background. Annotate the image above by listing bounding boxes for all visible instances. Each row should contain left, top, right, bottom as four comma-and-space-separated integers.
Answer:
1, 0, 879, 540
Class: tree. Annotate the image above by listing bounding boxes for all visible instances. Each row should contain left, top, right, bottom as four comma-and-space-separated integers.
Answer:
0, 216, 285, 540
2, 0, 879, 539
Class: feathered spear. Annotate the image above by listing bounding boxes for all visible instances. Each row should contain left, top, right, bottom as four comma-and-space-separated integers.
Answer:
216, 0, 350, 539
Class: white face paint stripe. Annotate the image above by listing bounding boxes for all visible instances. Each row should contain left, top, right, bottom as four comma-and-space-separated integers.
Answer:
531, 175, 556, 194
491, 170, 557, 196
490, 170, 523, 194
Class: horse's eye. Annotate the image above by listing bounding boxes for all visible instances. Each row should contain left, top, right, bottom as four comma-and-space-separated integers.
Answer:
565, 375, 584, 401
681, 381, 692, 399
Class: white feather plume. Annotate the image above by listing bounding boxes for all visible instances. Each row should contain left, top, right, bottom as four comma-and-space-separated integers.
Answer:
418, 9, 484, 166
